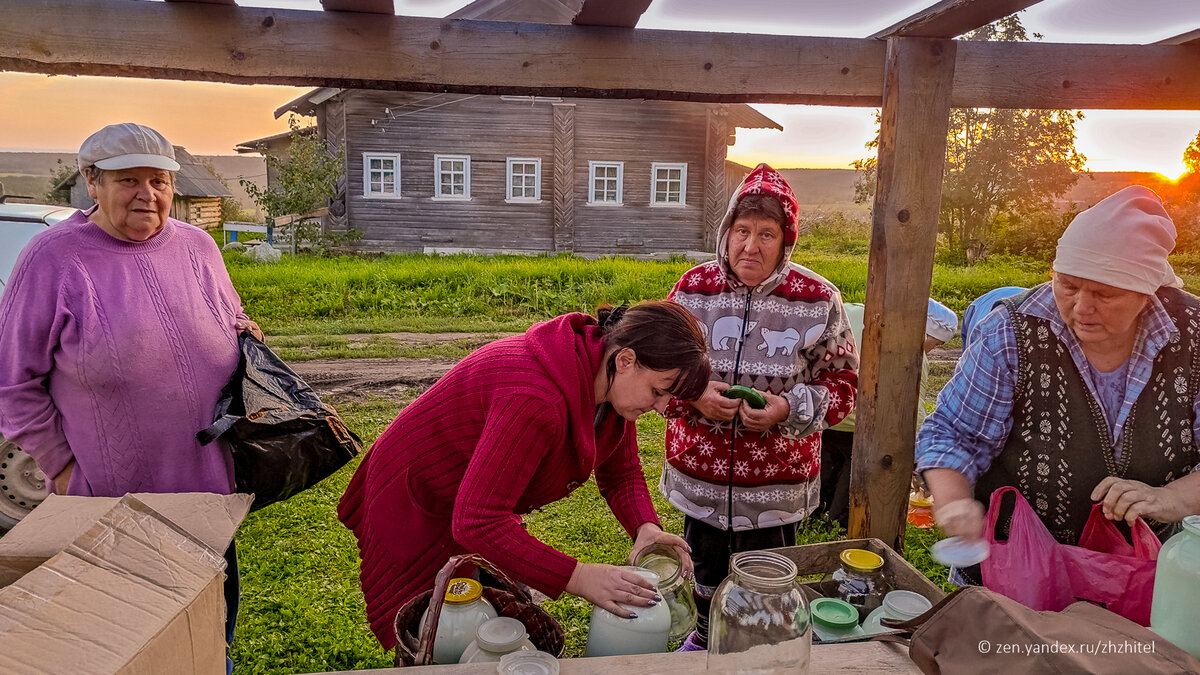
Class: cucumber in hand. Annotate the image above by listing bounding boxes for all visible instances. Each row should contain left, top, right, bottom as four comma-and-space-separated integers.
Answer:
723, 385, 766, 409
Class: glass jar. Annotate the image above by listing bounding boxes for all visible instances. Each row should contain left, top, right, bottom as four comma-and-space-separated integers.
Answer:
820, 549, 888, 620
458, 617, 537, 663
419, 577, 498, 664
810, 597, 860, 642
708, 550, 811, 674
1150, 515, 1200, 659
862, 590, 933, 635
907, 490, 934, 529
634, 543, 698, 641
584, 567, 671, 657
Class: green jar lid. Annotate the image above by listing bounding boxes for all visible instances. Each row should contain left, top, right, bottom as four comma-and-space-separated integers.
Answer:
811, 597, 860, 630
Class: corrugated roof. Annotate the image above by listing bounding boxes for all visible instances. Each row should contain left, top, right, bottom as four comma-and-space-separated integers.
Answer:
171, 147, 232, 198
235, 127, 317, 153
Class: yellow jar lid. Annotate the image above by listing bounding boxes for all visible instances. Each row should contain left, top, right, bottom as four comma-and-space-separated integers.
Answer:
840, 549, 884, 572
444, 578, 484, 605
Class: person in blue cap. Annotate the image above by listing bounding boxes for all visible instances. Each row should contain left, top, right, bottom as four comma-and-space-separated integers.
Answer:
961, 287, 1026, 351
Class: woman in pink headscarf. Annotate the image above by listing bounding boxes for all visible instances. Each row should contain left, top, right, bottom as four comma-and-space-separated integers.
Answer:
918, 186, 1200, 584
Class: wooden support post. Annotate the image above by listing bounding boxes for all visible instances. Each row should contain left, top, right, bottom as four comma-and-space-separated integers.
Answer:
703, 106, 729, 252
552, 103, 576, 253
848, 37, 956, 549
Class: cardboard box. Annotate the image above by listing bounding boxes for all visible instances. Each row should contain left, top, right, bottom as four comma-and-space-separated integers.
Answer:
0, 492, 252, 674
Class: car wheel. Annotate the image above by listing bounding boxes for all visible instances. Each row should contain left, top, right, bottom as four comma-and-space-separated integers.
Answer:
0, 436, 48, 532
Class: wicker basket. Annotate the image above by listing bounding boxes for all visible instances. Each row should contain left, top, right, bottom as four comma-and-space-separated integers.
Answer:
392, 553, 565, 667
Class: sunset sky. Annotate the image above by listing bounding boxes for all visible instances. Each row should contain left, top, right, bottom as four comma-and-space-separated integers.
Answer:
2, 0, 1199, 177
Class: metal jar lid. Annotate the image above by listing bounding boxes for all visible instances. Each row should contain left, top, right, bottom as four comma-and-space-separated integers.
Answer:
840, 548, 884, 572
444, 578, 484, 605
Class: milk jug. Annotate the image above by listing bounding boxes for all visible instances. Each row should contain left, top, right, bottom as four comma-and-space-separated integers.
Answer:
1150, 515, 1200, 659
584, 567, 671, 657
419, 578, 498, 664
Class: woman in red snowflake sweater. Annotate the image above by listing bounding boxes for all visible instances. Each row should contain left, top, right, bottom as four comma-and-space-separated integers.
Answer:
662, 163, 859, 650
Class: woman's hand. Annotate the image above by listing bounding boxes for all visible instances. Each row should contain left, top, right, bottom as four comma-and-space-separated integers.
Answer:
692, 380, 739, 421
565, 562, 661, 619
933, 497, 985, 540
738, 391, 790, 432
629, 523, 694, 579
235, 319, 264, 342
1090, 476, 1194, 525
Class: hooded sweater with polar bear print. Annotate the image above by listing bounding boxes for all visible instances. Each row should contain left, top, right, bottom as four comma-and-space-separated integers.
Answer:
662, 164, 859, 531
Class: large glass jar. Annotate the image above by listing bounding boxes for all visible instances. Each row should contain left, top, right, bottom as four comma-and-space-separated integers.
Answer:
584, 567, 671, 657
708, 550, 811, 674
820, 549, 888, 620
1150, 515, 1200, 659
634, 543, 698, 641
419, 577, 498, 664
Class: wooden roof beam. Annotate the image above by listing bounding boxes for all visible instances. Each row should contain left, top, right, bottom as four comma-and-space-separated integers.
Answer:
573, 0, 652, 28
871, 0, 1044, 39
1156, 28, 1200, 46
321, 0, 395, 14
2, 0, 1198, 110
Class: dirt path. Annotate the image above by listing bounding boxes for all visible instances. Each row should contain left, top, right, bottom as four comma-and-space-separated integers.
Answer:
290, 357, 458, 398
289, 335, 964, 399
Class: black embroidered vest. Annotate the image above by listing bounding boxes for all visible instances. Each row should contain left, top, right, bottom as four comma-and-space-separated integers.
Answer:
975, 285, 1200, 545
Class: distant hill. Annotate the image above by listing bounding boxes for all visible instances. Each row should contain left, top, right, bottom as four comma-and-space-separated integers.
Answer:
0, 151, 264, 218
778, 168, 865, 215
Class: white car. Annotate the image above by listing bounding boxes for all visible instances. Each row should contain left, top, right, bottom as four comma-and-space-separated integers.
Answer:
0, 202, 73, 530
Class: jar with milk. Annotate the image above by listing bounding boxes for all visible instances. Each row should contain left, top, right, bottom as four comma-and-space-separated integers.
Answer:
584, 567, 671, 657
419, 577, 498, 664
1150, 515, 1200, 659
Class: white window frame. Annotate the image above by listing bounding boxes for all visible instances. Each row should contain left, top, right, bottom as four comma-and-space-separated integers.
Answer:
433, 154, 471, 200
505, 157, 542, 203
588, 161, 624, 205
651, 162, 688, 206
362, 152, 401, 198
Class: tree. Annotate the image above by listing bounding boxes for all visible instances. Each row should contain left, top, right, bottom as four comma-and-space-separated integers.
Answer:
44, 159, 75, 205
1185, 131, 1200, 175
854, 15, 1087, 264
1166, 130, 1200, 251
241, 117, 351, 253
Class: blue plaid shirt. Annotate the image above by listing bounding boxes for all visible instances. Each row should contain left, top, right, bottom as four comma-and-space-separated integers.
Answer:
916, 284, 1200, 483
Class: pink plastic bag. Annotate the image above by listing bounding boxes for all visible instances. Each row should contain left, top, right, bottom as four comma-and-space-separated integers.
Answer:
980, 486, 1161, 625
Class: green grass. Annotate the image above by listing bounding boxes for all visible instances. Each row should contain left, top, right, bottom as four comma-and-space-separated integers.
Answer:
228, 240, 1116, 338
233, 396, 953, 673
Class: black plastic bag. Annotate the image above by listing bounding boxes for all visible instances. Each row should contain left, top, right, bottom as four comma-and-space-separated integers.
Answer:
198, 333, 361, 511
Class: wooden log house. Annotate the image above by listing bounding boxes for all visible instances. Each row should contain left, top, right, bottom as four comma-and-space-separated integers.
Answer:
234, 0, 780, 256
5, 0, 1196, 547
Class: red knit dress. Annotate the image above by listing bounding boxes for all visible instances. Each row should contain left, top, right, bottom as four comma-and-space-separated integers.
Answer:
338, 313, 661, 648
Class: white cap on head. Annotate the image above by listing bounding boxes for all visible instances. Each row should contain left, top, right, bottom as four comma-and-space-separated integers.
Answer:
78, 123, 180, 173
926, 299, 957, 343
1053, 185, 1182, 295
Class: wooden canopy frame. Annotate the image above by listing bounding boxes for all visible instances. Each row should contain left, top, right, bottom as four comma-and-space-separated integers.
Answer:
5, 0, 1198, 547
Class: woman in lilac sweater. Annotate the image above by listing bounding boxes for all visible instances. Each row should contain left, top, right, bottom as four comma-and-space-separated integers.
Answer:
0, 123, 260, 666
